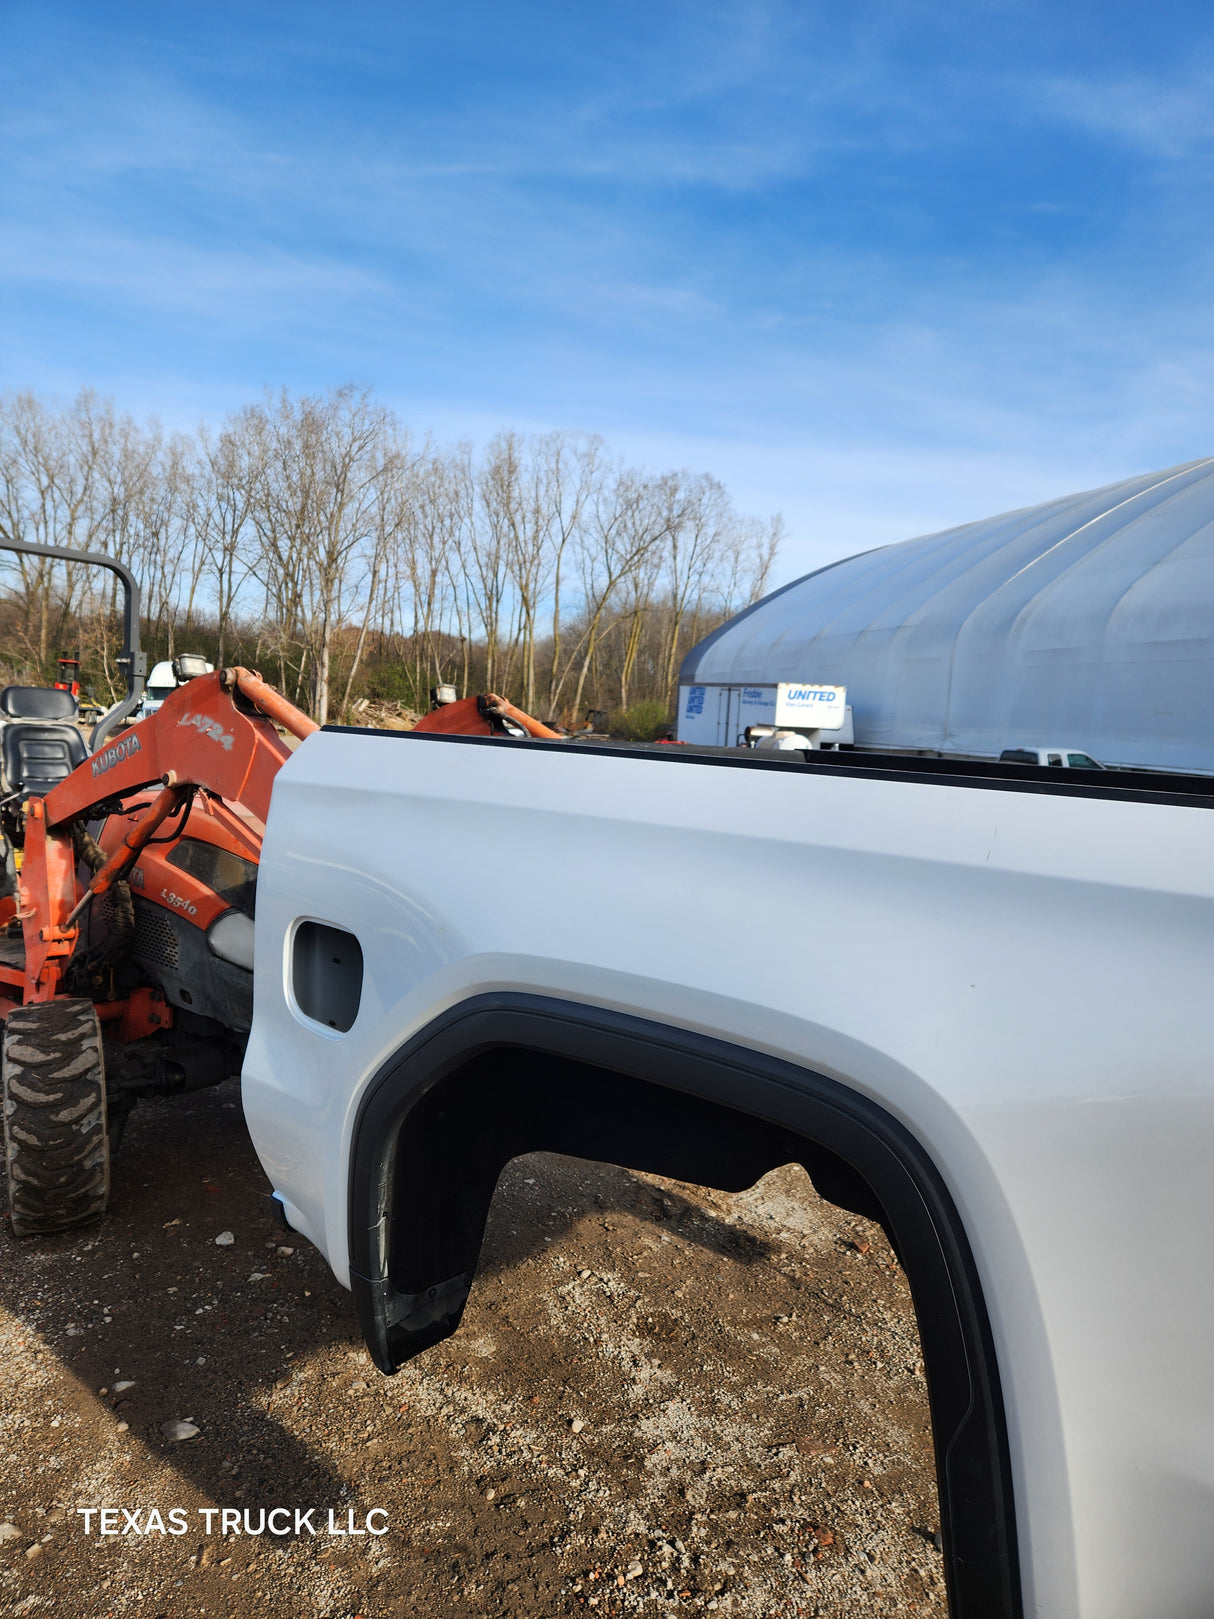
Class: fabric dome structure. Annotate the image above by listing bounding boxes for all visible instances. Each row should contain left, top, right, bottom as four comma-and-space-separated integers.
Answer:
680, 455, 1214, 773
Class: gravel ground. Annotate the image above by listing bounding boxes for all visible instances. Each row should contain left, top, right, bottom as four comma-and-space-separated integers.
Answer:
0, 1079, 947, 1617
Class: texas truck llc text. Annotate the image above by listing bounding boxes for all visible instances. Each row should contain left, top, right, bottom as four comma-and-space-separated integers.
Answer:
76, 1508, 389, 1537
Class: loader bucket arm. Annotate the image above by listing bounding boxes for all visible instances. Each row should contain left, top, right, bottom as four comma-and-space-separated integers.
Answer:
41, 668, 313, 830
17, 668, 317, 1001
10, 664, 554, 1007
413, 693, 563, 740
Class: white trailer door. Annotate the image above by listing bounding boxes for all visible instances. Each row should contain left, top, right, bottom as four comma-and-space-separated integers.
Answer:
718, 687, 745, 747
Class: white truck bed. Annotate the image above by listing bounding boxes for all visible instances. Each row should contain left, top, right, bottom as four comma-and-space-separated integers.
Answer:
242, 729, 1214, 1619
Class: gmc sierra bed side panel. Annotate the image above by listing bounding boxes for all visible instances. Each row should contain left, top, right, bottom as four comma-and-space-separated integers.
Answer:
243, 730, 1214, 1619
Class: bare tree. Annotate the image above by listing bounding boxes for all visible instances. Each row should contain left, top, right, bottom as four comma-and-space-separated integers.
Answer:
337, 427, 416, 720
658, 472, 733, 699
246, 385, 390, 724
453, 443, 508, 696
564, 467, 675, 719
540, 432, 600, 713
0, 391, 106, 670
381, 444, 464, 701
0, 386, 783, 726
617, 474, 682, 708
191, 414, 263, 667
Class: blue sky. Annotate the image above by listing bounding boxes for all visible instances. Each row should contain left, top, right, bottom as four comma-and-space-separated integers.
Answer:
3, 0, 1214, 581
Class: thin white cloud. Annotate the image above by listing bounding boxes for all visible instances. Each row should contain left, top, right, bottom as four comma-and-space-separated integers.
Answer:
0, 224, 392, 319
0, 7, 973, 215
1033, 72, 1214, 159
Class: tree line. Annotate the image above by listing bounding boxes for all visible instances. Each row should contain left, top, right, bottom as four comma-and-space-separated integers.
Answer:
0, 385, 781, 731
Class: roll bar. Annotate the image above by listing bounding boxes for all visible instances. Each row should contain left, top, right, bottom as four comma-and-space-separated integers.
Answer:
0, 535, 146, 753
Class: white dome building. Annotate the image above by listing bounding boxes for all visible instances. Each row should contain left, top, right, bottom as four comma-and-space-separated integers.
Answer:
678, 455, 1214, 773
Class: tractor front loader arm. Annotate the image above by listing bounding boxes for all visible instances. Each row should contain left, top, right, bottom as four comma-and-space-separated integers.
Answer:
15, 669, 318, 1003
43, 668, 315, 829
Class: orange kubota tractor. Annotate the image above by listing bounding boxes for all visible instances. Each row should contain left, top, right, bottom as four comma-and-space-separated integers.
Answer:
0, 539, 558, 1236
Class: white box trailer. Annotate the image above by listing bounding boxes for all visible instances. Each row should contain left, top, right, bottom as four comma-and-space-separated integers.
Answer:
677, 682, 851, 747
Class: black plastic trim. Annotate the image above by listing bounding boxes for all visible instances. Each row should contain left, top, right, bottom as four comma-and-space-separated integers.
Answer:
347, 993, 1021, 1619
321, 721, 1214, 808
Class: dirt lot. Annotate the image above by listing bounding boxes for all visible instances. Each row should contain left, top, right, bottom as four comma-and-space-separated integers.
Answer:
0, 1080, 946, 1618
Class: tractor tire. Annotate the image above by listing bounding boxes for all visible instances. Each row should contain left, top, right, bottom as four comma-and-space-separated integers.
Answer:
2, 999, 109, 1236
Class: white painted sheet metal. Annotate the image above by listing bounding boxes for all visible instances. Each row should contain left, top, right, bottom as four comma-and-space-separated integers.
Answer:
245, 728, 1214, 1617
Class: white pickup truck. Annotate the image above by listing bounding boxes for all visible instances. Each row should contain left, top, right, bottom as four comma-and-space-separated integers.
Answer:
999, 748, 1104, 770
240, 729, 1214, 1619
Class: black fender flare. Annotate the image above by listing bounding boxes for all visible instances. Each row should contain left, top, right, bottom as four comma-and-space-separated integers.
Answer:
347, 992, 1020, 1619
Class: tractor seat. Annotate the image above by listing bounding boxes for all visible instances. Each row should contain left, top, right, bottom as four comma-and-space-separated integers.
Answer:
0, 685, 78, 720
0, 712, 87, 799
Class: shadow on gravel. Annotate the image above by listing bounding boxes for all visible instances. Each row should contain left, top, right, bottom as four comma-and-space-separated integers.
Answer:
591, 1168, 780, 1264
469, 1152, 783, 1288
0, 1079, 352, 1523
478, 1151, 781, 1277
3, 1085, 767, 1449
0, 1083, 777, 1522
